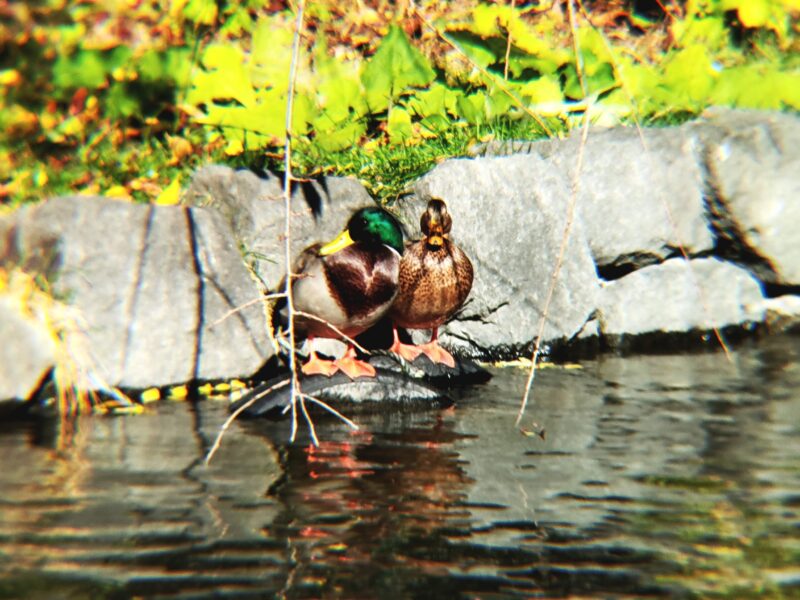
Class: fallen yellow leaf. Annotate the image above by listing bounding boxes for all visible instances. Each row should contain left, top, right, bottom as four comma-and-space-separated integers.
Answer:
169, 385, 188, 400
167, 134, 193, 164
140, 388, 161, 403
105, 185, 132, 200
154, 175, 181, 205
0, 69, 21, 86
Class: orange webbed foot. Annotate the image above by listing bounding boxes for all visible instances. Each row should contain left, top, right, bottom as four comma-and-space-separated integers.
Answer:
389, 338, 424, 363
390, 325, 424, 363
301, 351, 339, 377
417, 340, 456, 368
334, 346, 376, 379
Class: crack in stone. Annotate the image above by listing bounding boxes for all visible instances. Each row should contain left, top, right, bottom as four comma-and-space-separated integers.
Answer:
121, 205, 155, 379
698, 141, 776, 286
455, 300, 509, 323
185, 207, 205, 382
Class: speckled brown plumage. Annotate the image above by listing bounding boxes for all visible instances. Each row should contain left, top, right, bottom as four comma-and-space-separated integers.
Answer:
388, 199, 473, 331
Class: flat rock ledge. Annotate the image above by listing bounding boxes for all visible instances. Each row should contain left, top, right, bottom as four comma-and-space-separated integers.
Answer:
1, 108, 799, 402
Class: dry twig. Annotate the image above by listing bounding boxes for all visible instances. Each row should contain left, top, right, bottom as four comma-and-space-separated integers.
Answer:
205, 379, 290, 464
209, 292, 287, 328
516, 0, 588, 426
283, 0, 307, 443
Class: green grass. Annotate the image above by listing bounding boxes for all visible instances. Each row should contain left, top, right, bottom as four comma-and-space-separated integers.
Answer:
230, 115, 564, 203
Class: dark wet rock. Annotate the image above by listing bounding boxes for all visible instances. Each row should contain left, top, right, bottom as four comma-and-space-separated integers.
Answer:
0, 297, 54, 401
597, 257, 764, 338
184, 165, 375, 291
0, 196, 272, 391
399, 155, 601, 360
378, 352, 493, 386
231, 353, 489, 418
697, 109, 800, 286
234, 369, 447, 420
472, 126, 714, 271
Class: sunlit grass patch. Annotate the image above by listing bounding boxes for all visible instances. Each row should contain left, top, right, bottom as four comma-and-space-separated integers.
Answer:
0, 266, 136, 416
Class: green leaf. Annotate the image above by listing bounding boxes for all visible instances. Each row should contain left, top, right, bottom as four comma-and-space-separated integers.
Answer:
520, 76, 563, 104
53, 51, 107, 91
362, 25, 436, 113
471, 4, 505, 37
506, 51, 561, 78
712, 64, 792, 109
662, 44, 716, 109
137, 50, 166, 83
314, 121, 366, 152
189, 44, 256, 107
407, 83, 453, 118
486, 87, 514, 118
670, 15, 729, 53
387, 106, 413, 143
777, 70, 800, 109
163, 48, 193, 88
220, 7, 254, 37
184, 0, 218, 25
721, 0, 770, 27
418, 113, 451, 133
315, 48, 368, 122
107, 82, 140, 118
447, 31, 498, 69
250, 16, 295, 92
456, 92, 486, 124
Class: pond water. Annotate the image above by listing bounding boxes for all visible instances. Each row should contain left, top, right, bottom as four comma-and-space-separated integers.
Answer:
1, 335, 799, 599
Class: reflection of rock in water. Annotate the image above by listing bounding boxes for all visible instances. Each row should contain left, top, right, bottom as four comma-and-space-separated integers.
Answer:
1, 336, 798, 598
0, 401, 283, 591
452, 343, 798, 549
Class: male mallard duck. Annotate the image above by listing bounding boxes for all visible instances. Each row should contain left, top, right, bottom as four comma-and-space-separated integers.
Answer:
292, 206, 404, 379
388, 198, 473, 368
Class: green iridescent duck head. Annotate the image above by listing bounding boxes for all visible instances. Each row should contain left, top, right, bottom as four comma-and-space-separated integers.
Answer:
320, 207, 404, 256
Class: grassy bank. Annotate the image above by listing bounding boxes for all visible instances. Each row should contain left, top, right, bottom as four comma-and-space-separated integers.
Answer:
1, 0, 798, 207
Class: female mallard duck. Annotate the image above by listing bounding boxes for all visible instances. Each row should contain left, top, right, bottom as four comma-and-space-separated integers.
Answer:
292, 206, 404, 379
388, 198, 473, 368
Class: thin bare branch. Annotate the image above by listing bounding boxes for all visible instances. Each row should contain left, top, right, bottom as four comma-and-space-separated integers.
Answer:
204, 379, 291, 464
516, 114, 590, 426
304, 394, 359, 431
516, 3, 590, 426
209, 293, 287, 328
283, 0, 307, 442
207, 0, 311, 462
503, 0, 517, 81
298, 394, 319, 446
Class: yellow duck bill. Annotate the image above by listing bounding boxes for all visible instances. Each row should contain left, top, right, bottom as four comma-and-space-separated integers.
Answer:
319, 229, 355, 256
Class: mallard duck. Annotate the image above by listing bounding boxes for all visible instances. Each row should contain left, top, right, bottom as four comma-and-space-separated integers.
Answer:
291, 206, 404, 379
388, 198, 473, 368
